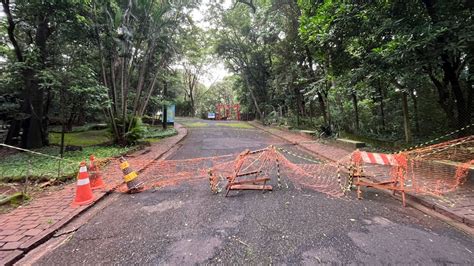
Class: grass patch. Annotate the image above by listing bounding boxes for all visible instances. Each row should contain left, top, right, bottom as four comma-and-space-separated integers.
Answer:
0, 145, 137, 182
49, 129, 111, 146
49, 123, 108, 133
143, 138, 161, 143
141, 127, 177, 143
142, 127, 177, 139
216, 122, 254, 129
182, 122, 209, 128
1, 126, 179, 183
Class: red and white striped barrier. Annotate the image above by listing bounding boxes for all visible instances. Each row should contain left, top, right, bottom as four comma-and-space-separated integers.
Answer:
358, 151, 398, 166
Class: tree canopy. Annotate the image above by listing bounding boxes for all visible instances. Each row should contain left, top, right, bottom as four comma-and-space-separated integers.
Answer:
1, 0, 472, 148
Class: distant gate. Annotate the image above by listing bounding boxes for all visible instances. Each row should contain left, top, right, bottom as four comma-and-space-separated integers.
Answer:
215, 104, 241, 120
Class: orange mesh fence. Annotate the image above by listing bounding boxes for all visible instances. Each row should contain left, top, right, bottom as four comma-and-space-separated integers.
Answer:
93, 136, 472, 201
360, 136, 473, 198
96, 146, 349, 197
404, 135, 473, 195
101, 153, 237, 192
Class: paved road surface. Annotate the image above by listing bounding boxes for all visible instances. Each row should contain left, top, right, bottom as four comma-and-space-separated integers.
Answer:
36, 118, 474, 264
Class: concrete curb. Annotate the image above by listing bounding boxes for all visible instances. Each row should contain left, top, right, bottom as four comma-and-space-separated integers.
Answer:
249, 121, 474, 228
1, 123, 188, 266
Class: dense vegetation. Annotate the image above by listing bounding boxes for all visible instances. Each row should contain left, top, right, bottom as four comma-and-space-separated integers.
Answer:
209, 0, 473, 143
1, 0, 473, 151
0, 0, 198, 148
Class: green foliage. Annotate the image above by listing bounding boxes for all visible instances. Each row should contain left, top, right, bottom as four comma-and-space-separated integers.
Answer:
206, 0, 473, 145
195, 76, 238, 116
123, 117, 147, 144
1, 0, 472, 150
0, 0, 198, 147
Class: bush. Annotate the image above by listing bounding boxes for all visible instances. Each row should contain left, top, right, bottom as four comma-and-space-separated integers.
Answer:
124, 117, 147, 144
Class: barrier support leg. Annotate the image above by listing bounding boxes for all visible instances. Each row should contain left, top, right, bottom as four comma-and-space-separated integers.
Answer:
400, 169, 406, 207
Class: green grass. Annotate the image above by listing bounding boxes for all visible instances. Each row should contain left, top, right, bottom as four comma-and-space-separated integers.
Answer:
49, 129, 111, 146
0, 145, 137, 182
1, 126, 179, 183
141, 127, 177, 143
49, 123, 108, 133
50, 126, 177, 147
142, 127, 177, 139
182, 122, 209, 128
143, 138, 161, 143
216, 122, 254, 129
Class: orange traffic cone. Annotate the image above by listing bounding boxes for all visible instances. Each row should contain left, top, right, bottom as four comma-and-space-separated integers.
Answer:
72, 161, 95, 206
89, 155, 105, 190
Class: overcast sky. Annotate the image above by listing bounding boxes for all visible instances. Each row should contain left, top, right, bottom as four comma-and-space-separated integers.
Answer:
191, 0, 232, 87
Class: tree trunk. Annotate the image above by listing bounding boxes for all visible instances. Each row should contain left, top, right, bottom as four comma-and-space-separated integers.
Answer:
162, 80, 168, 130
1, 0, 23, 62
244, 76, 262, 119
42, 89, 53, 145
467, 63, 474, 133
377, 85, 386, 131
5, 121, 21, 145
324, 90, 332, 128
441, 55, 470, 128
162, 105, 168, 130
23, 14, 51, 149
427, 72, 456, 127
110, 58, 119, 116
410, 89, 420, 135
23, 81, 45, 149
131, 44, 152, 118
2, 0, 47, 148
351, 92, 359, 133
295, 87, 305, 117
422, 1, 470, 128
401, 91, 412, 143
139, 71, 159, 117
120, 57, 127, 132
317, 92, 328, 124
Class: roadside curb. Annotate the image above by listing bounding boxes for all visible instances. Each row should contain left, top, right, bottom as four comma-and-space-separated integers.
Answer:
249, 121, 474, 229
0, 123, 188, 266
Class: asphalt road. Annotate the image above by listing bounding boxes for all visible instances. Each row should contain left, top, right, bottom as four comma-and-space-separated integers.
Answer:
35, 118, 474, 265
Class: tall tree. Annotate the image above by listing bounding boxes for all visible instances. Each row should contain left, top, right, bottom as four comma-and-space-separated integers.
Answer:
2, 0, 90, 148
91, 0, 195, 143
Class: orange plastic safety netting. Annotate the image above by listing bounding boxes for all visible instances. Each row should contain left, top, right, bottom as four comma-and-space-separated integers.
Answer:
358, 135, 474, 197
404, 135, 473, 195
98, 136, 472, 200
99, 145, 347, 197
